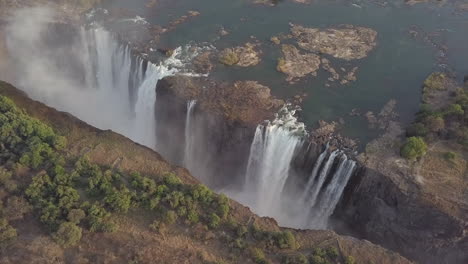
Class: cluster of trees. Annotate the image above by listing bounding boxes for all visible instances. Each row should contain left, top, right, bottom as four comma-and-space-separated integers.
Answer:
0, 95, 356, 264
402, 73, 468, 160
279, 246, 346, 264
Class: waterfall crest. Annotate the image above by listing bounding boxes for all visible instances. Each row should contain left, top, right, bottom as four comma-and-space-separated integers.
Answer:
235, 106, 356, 229
5, 13, 187, 150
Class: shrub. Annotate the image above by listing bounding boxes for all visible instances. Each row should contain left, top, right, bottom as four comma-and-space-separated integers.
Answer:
53, 222, 82, 247
345, 256, 356, 264
0, 218, 17, 245
282, 254, 308, 264
165, 191, 185, 209
163, 173, 181, 186
104, 187, 133, 213
67, 209, 86, 224
191, 184, 213, 204
250, 247, 268, 264
216, 194, 230, 219
236, 225, 248, 238
312, 247, 326, 258
187, 209, 199, 224
149, 220, 167, 234
400, 137, 427, 160
275, 231, 297, 249
177, 206, 187, 217
208, 213, 221, 229
443, 151, 457, 161
325, 246, 339, 259
219, 49, 239, 66
445, 104, 464, 117
233, 238, 247, 249
424, 116, 445, 133
164, 210, 178, 225
406, 123, 428, 137
4, 196, 32, 221
309, 255, 327, 264
85, 203, 116, 233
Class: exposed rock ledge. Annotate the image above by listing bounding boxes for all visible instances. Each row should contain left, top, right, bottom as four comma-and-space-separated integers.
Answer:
290, 23, 377, 60
157, 75, 283, 126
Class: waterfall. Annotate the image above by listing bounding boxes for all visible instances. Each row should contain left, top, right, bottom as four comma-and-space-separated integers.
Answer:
304, 150, 340, 209
309, 156, 356, 228
5, 15, 186, 150
300, 145, 329, 202
233, 106, 305, 220
233, 105, 356, 229
184, 100, 197, 167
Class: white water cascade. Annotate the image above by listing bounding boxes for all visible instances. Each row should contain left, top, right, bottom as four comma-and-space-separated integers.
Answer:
307, 155, 356, 228
5, 9, 187, 150
184, 100, 197, 167
229, 106, 306, 224
235, 106, 356, 229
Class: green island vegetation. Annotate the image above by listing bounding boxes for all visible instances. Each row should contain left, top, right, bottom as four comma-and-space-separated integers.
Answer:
0, 94, 353, 263
402, 72, 468, 160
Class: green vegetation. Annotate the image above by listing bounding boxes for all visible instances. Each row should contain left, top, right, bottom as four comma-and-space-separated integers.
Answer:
443, 151, 457, 161
0, 94, 233, 246
53, 221, 82, 247
0, 218, 17, 246
250, 247, 269, 264
219, 49, 240, 66
401, 137, 427, 160
405, 73, 468, 155
0, 94, 358, 263
345, 256, 356, 264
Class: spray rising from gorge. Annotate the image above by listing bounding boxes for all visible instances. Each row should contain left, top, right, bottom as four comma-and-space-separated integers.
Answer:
3, 7, 357, 230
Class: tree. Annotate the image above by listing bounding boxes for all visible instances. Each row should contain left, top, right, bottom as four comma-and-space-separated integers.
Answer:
445, 104, 464, 117
53, 222, 82, 247
67, 209, 86, 224
164, 210, 177, 225
401, 137, 427, 160
4, 196, 32, 221
0, 218, 17, 245
345, 256, 356, 264
424, 116, 445, 133
275, 231, 297, 249
104, 187, 133, 213
406, 123, 428, 138
250, 247, 268, 264
208, 213, 221, 229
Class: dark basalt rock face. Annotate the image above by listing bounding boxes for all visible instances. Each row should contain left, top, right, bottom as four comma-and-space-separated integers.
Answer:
332, 124, 468, 264
154, 75, 284, 188
335, 167, 467, 264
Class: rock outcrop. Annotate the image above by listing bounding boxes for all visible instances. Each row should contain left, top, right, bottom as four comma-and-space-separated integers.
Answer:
277, 44, 321, 82
290, 24, 377, 60
218, 42, 261, 67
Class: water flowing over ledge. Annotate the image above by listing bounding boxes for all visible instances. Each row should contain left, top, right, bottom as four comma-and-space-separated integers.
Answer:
226, 105, 356, 229
5, 12, 198, 151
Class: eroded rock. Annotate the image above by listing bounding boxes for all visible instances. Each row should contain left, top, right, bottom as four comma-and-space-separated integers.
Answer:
277, 44, 321, 81
218, 42, 261, 67
290, 24, 377, 60
193, 51, 214, 74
